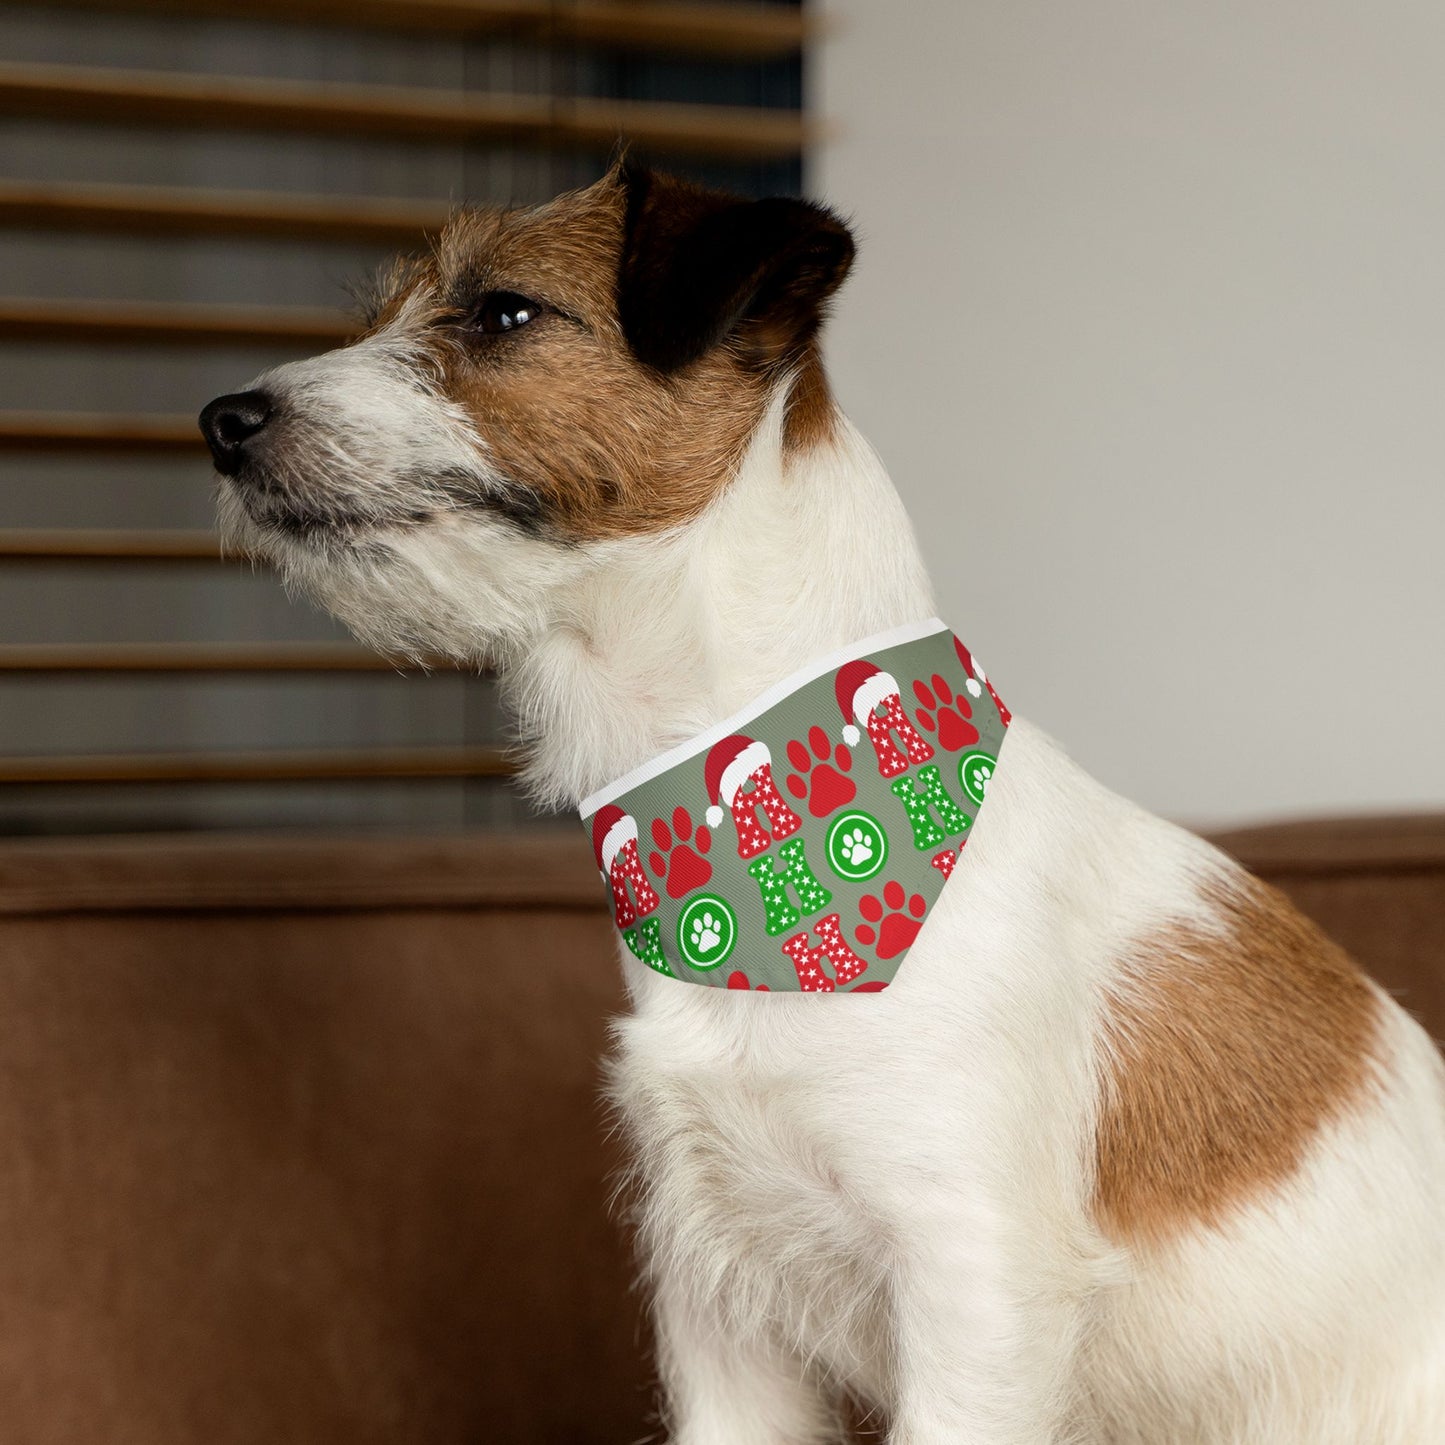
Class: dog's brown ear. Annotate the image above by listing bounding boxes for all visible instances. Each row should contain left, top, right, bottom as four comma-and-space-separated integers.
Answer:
617, 162, 855, 374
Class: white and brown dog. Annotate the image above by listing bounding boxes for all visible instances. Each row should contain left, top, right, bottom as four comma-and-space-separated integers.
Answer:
201, 164, 1445, 1444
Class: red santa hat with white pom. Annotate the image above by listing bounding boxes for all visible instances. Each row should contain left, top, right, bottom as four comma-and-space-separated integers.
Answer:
591, 803, 637, 876
703, 733, 773, 829
951, 637, 986, 698
834, 660, 903, 747
954, 634, 1009, 723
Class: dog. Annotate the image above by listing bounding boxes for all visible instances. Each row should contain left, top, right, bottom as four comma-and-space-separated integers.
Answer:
200, 162, 1445, 1443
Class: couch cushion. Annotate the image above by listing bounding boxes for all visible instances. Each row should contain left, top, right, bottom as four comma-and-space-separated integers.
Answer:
0, 831, 647, 1445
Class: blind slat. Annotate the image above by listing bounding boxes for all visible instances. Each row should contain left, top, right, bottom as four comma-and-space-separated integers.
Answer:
0, 529, 222, 560
0, 643, 417, 673
0, 745, 514, 783
0, 62, 812, 161
32, 0, 810, 59
0, 180, 447, 245
0, 413, 203, 452
0, 297, 352, 348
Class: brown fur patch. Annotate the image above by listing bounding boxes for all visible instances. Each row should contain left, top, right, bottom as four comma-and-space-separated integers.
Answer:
363, 171, 845, 541
1094, 873, 1382, 1246
782, 344, 840, 457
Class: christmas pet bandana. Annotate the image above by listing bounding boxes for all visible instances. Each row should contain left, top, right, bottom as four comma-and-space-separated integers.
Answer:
578, 619, 1011, 993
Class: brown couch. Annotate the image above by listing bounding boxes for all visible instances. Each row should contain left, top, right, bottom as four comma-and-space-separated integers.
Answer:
0, 817, 1440, 1443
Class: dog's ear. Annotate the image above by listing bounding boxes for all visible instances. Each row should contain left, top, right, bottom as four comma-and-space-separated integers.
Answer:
616, 162, 855, 374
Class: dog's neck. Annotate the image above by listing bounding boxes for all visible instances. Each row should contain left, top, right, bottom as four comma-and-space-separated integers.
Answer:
506, 390, 936, 811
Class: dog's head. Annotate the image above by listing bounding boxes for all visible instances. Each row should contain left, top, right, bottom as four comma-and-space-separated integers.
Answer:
200, 164, 854, 661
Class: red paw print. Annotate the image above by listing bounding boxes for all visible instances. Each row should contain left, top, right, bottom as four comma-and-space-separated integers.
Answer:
912, 673, 979, 752
855, 880, 928, 960
784, 725, 857, 818
648, 806, 713, 900
727, 970, 770, 991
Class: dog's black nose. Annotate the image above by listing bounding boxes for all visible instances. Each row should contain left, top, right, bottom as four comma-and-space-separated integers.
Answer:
199, 390, 273, 475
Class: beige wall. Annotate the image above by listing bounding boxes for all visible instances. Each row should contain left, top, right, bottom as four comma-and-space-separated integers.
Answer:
813, 0, 1445, 826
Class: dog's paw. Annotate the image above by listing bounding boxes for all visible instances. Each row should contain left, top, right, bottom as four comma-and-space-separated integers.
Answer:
912, 672, 980, 752
784, 725, 856, 817
648, 806, 713, 899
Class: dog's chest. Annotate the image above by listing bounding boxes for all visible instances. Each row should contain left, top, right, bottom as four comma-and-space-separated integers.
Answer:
612, 1003, 899, 1386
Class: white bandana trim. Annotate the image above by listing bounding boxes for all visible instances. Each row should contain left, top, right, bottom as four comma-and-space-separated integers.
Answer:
579, 617, 950, 820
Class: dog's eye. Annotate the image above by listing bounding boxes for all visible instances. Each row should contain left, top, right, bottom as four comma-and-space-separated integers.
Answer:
471, 291, 544, 335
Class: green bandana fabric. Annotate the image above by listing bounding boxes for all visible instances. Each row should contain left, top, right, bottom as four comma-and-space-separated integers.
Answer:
579, 619, 1011, 993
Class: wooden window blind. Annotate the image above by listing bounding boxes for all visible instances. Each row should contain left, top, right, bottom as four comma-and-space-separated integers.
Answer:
0, 0, 809, 834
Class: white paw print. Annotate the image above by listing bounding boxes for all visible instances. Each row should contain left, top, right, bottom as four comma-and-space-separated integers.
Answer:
838, 827, 874, 868
974, 762, 993, 791
690, 911, 723, 955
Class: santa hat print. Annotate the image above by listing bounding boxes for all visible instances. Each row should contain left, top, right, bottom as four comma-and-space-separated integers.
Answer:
954, 635, 1010, 723
834, 659, 904, 747
703, 733, 772, 828
952, 637, 985, 698
591, 803, 637, 876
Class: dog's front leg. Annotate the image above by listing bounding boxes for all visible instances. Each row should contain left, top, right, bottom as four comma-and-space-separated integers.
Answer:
885, 1200, 1091, 1445
654, 1276, 841, 1445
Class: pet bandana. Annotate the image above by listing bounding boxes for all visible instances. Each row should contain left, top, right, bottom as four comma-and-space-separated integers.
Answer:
578, 619, 1011, 993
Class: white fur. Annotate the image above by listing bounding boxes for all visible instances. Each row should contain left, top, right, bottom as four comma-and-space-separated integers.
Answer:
219, 348, 1445, 1443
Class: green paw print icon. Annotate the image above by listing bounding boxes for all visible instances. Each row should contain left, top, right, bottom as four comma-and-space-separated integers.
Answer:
677, 894, 738, 971
825, 810, 889, 882
958, 751, 997, 806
